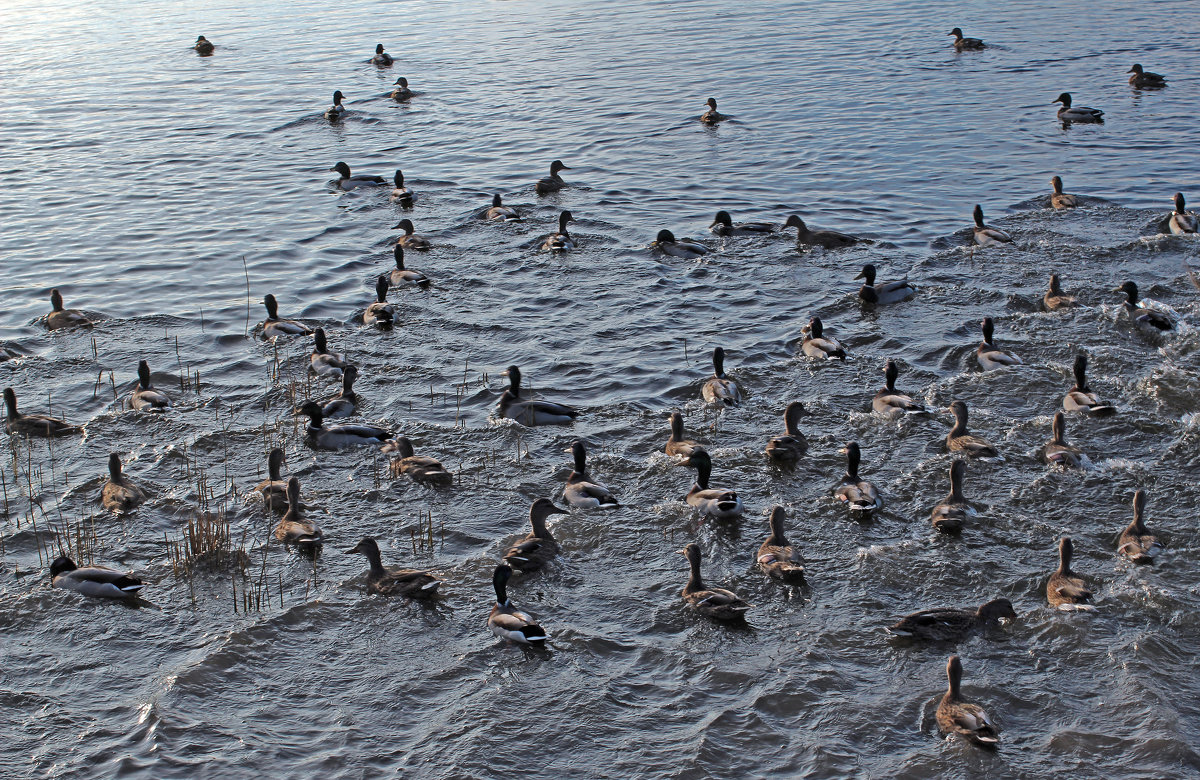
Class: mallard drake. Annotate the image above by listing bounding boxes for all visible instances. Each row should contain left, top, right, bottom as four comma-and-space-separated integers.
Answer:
321, 365, 359, 418
1128, 64, 1166, 88
757, 506, 805, 583
254, 447, 289, 513
330, 161, 386, 190
489, 564, 547, 643
563, 440, 618, 508
784, 215, 860, 248
874, 359, 926, 417
1063, 354, 1115, 416
363, 275, 397, 327
390, 170, 413, 205
542, 210, 576, 251
50, 556, 144, 600
130, 360, 170, 411
496, 365, 578, 426
701, 347, 741, 406
324, 92, 347, 121
765, 402, 809, 464
3, 387, 78, 437
1054, 92, 1103, 123
936, 656, 1000, 747
348, 538, 443, 597
835, 442, 881, 516
1043, 274, 1076, 310
972, 205, 1012, 245
101, 453, 146, 513
372, 43, 393, 66
699, 97, 727, 125
485, 194, 521, 221
710, 210, 774, 236
1118, 489, 1162, 564
390, 76, 413, 100
297, 401, 391, 449
1169, 192, 1197, 234
193, 36, 215, 55
392, 218, 431, 250
976, 317, 1022, 370
666, 411, 704, 459
1047, 537, 1094, 610
390, 245, 430, 288
652, 229, 708, 259
856, 263, 915, 305
1050, 176, 1077, 209
680, 543, 750, 619
274, 476, 322, 550
889, 598, 1014, 641
801, 316, 845, 360
310, 328, 349, 378
383, 436, 452, 486
261, 294, 312, 338
684, 449, 743, 520
947, 401, 997, 457
948, 28, 985, 51
534, 160, 570, 195
930, 459, 972, 533
1114, 281, 1174, 331
46, 289, 91, 330
503, 498, 569, 571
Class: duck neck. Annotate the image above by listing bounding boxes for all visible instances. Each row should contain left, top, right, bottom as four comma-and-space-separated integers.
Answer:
767, 511, 788, 546
1057, 546, 1073, 577
950, 410, 968, 438
1052, 415, 1067, 446
670, 414, 684, 443
493, 578, 508, 606
268, 454, 282, 481
686, 554, 704, 593
108, 456, 123, 483
948, 465, 965, 503
572, 448, 587, 478
1073, 365, 1088, 392
694, 461, 711, 491
364, 546, 386, 577
947, 664, 962, 699
844, 449, 860, 481
4, 392, 17, 420
784, 407, 801, 436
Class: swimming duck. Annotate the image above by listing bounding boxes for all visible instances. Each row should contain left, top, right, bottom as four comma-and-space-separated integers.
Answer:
1169, 192, 1197, 234
489, 564, 547, 643
1047, 537, 1094, 610
363, 275, 397, 327
3, 387, 78, 437
383, 436, 452, 486
324, 91, 347, 121
765, 402, 809, 464
1114, 281, 1174, 331
972, 205, 1012, 245
1041, 412, 1083, 467
801, 316, 846, 360
563, 440, 618, 508
936, 656, 1000, 747
683, 449, 743, 520
330, 161, 386, 190
835, 442, 881, 516
930, 459, 972, 533
390, 170, 413, 205
503, 498, 569, 571
297, 401, 391, 449
976, 317, 1022, 370
321, 365, 359, 418
193, 36, 214, 55
1063, 354, 1115, 417
101, 453, 146, 513
310, 328, 349, 378
784, 215, 861, 249
889, 598, 1014, 641
873, 359, 926, 417
1042, 274, 1077, 310
1127, 64, 1166, 89
665, 412, 703, 459
710, 210, 774, 236
946, 401, 997, 457
390, 245, 430, 287
652, 229, 709, 259
1050, 176, 1077, 209
1054, 92, 1104, 123
254, 447, 289, 513
46, 289, 92, 330
274, 476, 322, 550
948, 28, 985, 51
392, 218, 431, 250
701, 347, 741, 406
347, 538, 442, 597
390, 76, 413, 100
486, 194, 521, 221
261, 294, 311, 338
680, 543, 750, 619
856, 263, 915, 305
1118, 489, 1162, 564
130, 360, 171, 411
372, 43, 393, 66
496, 365, 579, 425
50, 556, 145, 601
699, 97, 727, 125
534, 160, 570, 195
757, 506, 805, 583
542, 210, 576, 251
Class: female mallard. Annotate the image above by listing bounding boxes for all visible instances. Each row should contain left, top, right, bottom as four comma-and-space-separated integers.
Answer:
936, 656, 1000, 747
46, 289, 92, 330
1169, 192, 1197, 234
496, 365, 579, 426
1050, 176, 1077, 209
765, 402, 809, 464
873, 359, 926, 417
1047, 537, 1094, 610
1128, 64, 1166, 89
390, 170, 413, 205
1043, 274, 1076, 310
542, 210, 576, 251
757, 506, 805, 583
489, 564, 547, 643
363, 275, 396, 327
972, 205, 1012, 245
563, 440, 618, 508
383, 436, 452, 486
653, 229, 708, 259
50, 556, 144, 600
193, 36, 215, 55
948, 28, 985, 51
101, 453, 146, 513
503, 498, 569, 571
1114, 281, 1174, 331
701, 347, 741, 406
371, 43, 393, 66
534, 160, 570, 195
130, 360, 170, 411
976, 317, 1022, 370
784, 215, 860, 249
390, 76, 413, 100
930, 459, 972, 533
710, 210, 774, 236
699, 97, 727, 125
486, 194, 521, 221
330, 161, 386, 190
255, 448, 289, 513
801, 317, 845, 360
390, 245, 430, 287
321, 365, 359, 418
835, 442, 881, 516
856, 263, 915, 305
1118, 489, 1162, 564
680, 542, 750, 619
1054, 92, 1104, 123
392, 218, 431, 250
666, 411, 703, 459
684, 449, 743, 520
261, 294, 312, 338
347, 537, 442, 597
3, 387, 78, 437
1063, 354, 1115, 416
274, 476, 322, 550
947, 401, 997, 457
297, 401, 391, 449
324, 91, 346, 121
889, 598, 1014, 641
310, 328, 349, 378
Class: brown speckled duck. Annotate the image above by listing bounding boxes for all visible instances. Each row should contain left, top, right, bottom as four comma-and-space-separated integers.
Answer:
1047, 537, 1094, 610
503, 498, 569, 572
1118, 489, 1162, 564
765, 402, 808, 464
101, 453, 146, 513
936, 656, 1000, 747
930, 459, 971, 533
757, 507, 805, 583
347, 537, 442, 597
680, 543, 750, 620
947, 401, 998, 458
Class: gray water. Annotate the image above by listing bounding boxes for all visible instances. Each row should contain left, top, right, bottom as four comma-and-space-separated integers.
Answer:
2, 0, 1200, 777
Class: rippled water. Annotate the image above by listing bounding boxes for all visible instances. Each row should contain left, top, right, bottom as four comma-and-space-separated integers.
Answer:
3, 0, 1200, 777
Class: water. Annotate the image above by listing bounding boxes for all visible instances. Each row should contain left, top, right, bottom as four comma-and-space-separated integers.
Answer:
2, 0, 1200, 777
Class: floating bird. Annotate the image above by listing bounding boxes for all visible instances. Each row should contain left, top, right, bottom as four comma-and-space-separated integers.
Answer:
261, 294, 311, 338
50, 556, 144, 601
1042, 274, 1077, 310
390, 245, 430, 287
3, 387, 78, 437
972, 205, 1012, 245
699, 97, 727, 125
1118, 489, 1162, 564
1114, 281, 1175, 331
856, 263, 915, 305
485, 194, 521, 221
392, 218, 431, 250
274, 476, 322, 550
542, 210, 576, 251
503, 498, 569, 572
947, 401, 997, 457
801, 316, 845, 360
1169, 192, 1197, 234
390, 170, 413, 205
46, 289, 91, 330
347, 538, 443, 597
297, 401, 390, 449
1127, 64, 1166, 89
101, 453, 146, 513
193, 36, 214, 55
948, 28, 985, 51
757, 506, 805, 584
683, 449, 743, 520
1054, 92, 1104, 123
534, 160, 570, 195
765, 402, 809, 464
1041, 412, 1083, 468
390, 76, 413, 100
363, 275, 397, 327
324, 91, 347, 121
652, 229, 708, 259
710, 210, 774, 236
665, 412, 703, 460
489, 564, 547, 644
976, 317, 1022, 370
1050, 176, 1077, 209
310, 328, 349, 378
1063, 354, 1115, 417
680, 543, 750, 620
383, 436, 453, 486
497, 366, 578, 426
563, 440, 618, 508
835, 442, 881, 516
255, 448, 289, 513
784, 215, 861, 248
371, 43, 393, 66
330, 161, 386, 190
889, 598, 1014, 641
1047, 537, 1094, 610
936, 656, 1000, 747
873, 359, 926, 417
701, 347, 741, 406
930, 459, 972, 533
130, 360, 170, 411
321, 365, 359, 418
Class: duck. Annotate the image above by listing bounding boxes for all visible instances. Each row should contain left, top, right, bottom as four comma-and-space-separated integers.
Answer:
701, 347, 741, 406
930, 459, 972, 533
542, 210, 576, 251
665, 412, 704, 459
710, 210, 774, 236
699, 97, 727, 125
652, 229, 709, 259
946, 401, 998, 457
193, 35, 215, 55
390, 76, 413, 100
371, 43, 393, 66
390, 170, 414, 205
889, 598, 1015, 641
765, 402, 809, 464
1050, 176, 1077, 209
363, 275, 397, 327
101, 453, 146, 513
680, 543, 750, 619
274, 476, 322, 550
50, 556, 145, 601
297, 401, 391, 449
684, 449, 743, 520
873, 359, 926, 417
563, 440, 618, 508
485, 194, 521, 221
976, 317, 1022, 370
1042, 274, 1077, 310
310, 328, 349, 378
503, 498, 569, 572
757, 506, 805, 583
936, 656, 1000, 747
392, 218, 431, 250
321, 365, 359, 418
330, 161, 386, 190
496, 365, 579, 426
801, 316, 845, 360
784, 215, 861, 249
489, 564, 547, 643
46, 289, 92, 330
1047, 537, 1094, 610
1114, 281, 1175, 331
261, 294, 311, 338
534, 160, 570, 195
324, 91, 347, 121
4, 387, 78, 437
130, 360, 170, 411
1063, 354, 1115, 417
347, 538, 443, 597
254, 447, 289, 513
948, 28, 985, 51
856, 263, 915, 305
972, 205, 1012, 245
1169, 192, 1197, 234
383, 436, 452, 486
835, 442, 881, 516
1127, 63, 1167, 88
1054, 92, 1104, 123
1118, 489, 1162, 564
390, 245, 430, 287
